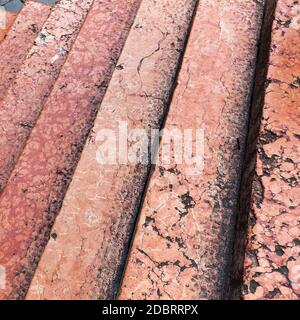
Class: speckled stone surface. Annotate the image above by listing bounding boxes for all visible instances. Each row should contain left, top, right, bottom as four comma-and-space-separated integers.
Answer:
242, 0, 300, 300
0, 0, 141, 300
0, 10, 17, 43
26, 0, 197, 300
119, 0, 266, 300
0, 0, 93, 193
0, 1, 51, 100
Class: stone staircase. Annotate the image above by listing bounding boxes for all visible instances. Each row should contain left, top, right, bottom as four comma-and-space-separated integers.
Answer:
0, 0, 299, 300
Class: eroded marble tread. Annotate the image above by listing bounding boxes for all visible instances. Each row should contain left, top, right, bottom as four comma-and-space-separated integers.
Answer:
0, 0, 141, 300
26, 0, 198, 300
242, 0, 300, 300
0, 0, 51, 100
0, 0, 93, 193
119, 0, 267, 300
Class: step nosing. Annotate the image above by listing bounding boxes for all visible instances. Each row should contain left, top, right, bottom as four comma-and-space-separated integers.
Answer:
241, 0, 300, 300
0, 9, 17, 43
119, 0, 268, 300
0, 0, 94, 194
26, 0, 198, 300
0, 1, 51, 101
0, 0, 141, 300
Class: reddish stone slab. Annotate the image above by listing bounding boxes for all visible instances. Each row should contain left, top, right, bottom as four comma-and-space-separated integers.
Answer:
0, 0, 140, 300
0, 1, 51, 100
242, 0, 300, 300
27, 0, 197, 300
119, 0, 267, 300
0, 0, 93, 193
0, 11, 17, 43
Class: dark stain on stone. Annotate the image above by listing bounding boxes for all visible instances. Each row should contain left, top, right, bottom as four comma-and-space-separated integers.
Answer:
275, 244, 285, 256
179, 192, 195, 210
293, 133, 300, 141
266, 287, 281, 299
29, 24, 38, 33
260, 129, 283, 145
116, 64, 124, 70
50, 232, 57, 240
293, 238, 300, 246
249, 279, 260, 294
143, 216, 155, 228
278, 266, 289, 277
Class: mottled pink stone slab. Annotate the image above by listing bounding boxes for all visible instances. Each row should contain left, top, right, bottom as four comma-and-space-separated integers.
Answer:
0, 0, 93, 193
242, 0, 300, 300
0, 0, 141, 300
0, 1, 51, 100
26, 0, 197, 300
119, 0, 266, 300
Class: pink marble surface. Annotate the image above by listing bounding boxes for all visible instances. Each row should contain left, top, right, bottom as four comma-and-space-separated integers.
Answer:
243, 0, 300, 300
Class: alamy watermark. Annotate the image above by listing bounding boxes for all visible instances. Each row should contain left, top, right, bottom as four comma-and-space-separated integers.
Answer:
95, 121, 204, 176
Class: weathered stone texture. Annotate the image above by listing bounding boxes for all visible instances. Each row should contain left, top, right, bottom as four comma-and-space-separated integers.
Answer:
119, 0, 266, 300
26, 0, 197, 300
0, 0, 140, 300
0, 1, 51, 100
243, 0, 300, 300
0, 0, 93, 192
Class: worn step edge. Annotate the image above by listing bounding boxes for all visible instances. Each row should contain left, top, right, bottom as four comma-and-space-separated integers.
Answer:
0, 0, 141, 300
26, 0, 198, 300
0, 0, 51, 101
240, 0, 300, 300
229, 0, 277, 300
0, 9, 17, 44
119, 0, 268, 300
0, 0, 94, 193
